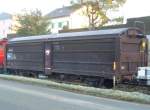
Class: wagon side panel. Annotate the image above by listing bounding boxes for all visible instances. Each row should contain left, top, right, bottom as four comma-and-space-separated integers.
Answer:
51, 38, 116, 79
6, 42, 44, 72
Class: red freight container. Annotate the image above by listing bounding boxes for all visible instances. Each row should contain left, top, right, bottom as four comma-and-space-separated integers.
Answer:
0, 38, 7, 68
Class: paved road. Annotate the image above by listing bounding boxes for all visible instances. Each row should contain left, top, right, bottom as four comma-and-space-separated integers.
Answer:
0, 79, 149, 110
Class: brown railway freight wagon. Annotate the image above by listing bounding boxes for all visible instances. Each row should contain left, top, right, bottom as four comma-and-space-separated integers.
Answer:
6, 28, 147, 87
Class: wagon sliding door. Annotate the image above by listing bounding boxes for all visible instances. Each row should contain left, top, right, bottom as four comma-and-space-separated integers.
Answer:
45, 43, 52, 75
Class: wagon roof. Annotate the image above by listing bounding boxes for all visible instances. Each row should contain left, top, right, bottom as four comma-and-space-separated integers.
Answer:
8, 28, 142, 43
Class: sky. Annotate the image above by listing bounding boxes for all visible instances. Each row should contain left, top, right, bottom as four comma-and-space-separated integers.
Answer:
0, 0, 150, 19
0, 0, 70, 15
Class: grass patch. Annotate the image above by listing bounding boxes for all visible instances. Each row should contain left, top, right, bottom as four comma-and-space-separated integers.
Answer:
0, 74, 150, 104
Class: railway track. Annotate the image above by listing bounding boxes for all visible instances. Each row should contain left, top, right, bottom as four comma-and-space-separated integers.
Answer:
5, 73, 150, 95
46, 75, 150, 95
116, 83, 150, 95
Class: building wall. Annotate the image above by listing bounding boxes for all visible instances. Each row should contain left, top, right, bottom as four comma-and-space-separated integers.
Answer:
50, 7, 89, 33
127, 16, 150, 35
50, 17, 70, 33
70, 7, 89, 29
102, 16, 150, 35
0, 19, 13, 38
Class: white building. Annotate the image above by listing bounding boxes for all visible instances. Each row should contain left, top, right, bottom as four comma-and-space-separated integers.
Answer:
0, 13, 13, 38
47, 5, 89, 33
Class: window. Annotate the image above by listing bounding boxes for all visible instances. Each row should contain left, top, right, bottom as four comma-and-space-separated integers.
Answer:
58, 22, 62, 28
51, 23, 54, 28
7, 53, 13, 60
63, 21, 69, 29
66, 21, 69, 27
147, 70, 150, 76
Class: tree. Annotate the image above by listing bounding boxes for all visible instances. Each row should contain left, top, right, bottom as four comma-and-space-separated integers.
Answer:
14, 9, 50, 36
110, 16, 124, 24
71, 0, 126, 29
